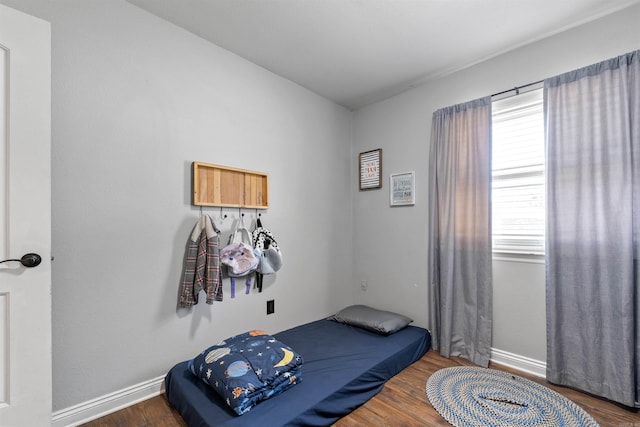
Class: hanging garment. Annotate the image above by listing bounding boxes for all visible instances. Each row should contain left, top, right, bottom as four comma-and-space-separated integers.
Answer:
179, 215, 223, 307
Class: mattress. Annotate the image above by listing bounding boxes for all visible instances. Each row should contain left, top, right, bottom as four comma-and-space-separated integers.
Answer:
164, 319, 431, 427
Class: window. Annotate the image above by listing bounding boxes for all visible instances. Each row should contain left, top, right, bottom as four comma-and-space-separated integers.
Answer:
492, 88, 544, 255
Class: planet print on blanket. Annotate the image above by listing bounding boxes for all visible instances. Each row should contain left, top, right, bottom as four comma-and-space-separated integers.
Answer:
225, 360, 251, 378
205, 348, 230, 364
189, 329, 303, 415
426, 366, 600, 427
248, 339, 265, 348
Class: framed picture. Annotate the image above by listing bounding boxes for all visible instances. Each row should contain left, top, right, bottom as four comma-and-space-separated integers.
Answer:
359, 149, 382, 190
390, 172, 415, 206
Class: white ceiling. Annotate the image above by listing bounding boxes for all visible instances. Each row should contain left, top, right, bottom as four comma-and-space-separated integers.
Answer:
127, 0, 639, 110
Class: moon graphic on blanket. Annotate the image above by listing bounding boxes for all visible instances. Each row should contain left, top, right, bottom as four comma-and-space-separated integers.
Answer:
226, 360, 250, 378
273, 348, 294, 367
205, 348, 230, 364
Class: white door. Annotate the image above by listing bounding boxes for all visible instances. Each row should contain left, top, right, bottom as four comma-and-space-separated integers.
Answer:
0, 4, 52, 426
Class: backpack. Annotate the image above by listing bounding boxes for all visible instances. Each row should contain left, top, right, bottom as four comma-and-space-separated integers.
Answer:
252, 218, 283, 292
220, 218, 259, 298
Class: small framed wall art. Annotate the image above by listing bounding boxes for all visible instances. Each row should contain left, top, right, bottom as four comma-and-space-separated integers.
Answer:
390, 171, 415, 206
359, 149, 382, 190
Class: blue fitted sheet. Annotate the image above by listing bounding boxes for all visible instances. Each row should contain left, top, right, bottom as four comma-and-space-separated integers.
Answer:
164, 319, 431, 426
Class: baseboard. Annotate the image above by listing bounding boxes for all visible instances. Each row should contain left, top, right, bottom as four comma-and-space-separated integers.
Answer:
51, 375, 165, 427
490, 347, 546, 378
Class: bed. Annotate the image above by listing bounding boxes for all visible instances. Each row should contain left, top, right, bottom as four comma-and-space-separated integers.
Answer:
165, 308, 431, 426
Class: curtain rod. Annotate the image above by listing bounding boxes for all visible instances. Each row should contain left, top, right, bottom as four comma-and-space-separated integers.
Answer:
491, 79, 544, 98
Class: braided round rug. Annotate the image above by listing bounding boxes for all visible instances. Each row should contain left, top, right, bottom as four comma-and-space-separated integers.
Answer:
426, 366, 600, 427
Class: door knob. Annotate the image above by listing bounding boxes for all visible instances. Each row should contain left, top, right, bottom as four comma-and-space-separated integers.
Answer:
0, 253, 42, 267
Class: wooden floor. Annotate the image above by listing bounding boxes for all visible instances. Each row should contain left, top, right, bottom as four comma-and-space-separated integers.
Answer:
82, 351, 639, 427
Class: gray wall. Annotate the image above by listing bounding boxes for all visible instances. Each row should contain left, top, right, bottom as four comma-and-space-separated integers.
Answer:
352, 3, 640, 363
0, 0, 353, 411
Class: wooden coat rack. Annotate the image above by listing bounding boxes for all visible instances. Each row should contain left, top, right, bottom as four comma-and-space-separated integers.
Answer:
192, 162, 269, 209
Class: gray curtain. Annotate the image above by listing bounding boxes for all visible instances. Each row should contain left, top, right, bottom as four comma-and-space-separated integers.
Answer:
428, 97, 493, 367
545, 50, 640, 408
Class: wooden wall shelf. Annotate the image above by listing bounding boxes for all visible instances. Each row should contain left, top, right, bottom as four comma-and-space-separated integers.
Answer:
192, 162, 269, 209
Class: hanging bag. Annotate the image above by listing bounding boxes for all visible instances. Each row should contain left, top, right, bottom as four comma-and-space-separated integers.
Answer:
252, 218, 283, 292
220, 216, 259, 297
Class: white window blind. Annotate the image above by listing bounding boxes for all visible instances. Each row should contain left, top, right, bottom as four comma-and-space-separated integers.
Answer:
492, 88, 545, 255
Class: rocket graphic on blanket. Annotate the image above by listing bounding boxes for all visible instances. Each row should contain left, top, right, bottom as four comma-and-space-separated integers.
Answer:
188, 329, 303, 415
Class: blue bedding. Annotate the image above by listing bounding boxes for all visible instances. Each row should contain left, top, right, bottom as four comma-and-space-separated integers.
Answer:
188, 330, 303, 415
165, 319, 431, 426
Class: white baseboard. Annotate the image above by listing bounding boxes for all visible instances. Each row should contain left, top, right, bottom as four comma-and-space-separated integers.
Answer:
51, 375, 165, 427
490, 347, 546, 378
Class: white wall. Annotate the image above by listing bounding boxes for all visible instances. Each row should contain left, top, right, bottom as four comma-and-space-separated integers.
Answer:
0, 0, 353, 412
352, 4, 640, 365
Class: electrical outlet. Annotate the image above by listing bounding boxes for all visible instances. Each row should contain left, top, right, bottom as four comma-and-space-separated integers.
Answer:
267, 299, 275, 315
360, 280, 368, 291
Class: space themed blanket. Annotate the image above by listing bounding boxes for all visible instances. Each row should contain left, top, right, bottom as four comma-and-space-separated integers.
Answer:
188, 329, 303, 415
